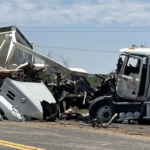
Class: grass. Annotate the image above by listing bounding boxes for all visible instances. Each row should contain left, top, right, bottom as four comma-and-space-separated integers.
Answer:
69, 106, 88, 114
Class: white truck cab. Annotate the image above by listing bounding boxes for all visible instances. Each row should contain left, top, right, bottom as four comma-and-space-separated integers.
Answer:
89, 46, 150, 123
116, 46, 149, 101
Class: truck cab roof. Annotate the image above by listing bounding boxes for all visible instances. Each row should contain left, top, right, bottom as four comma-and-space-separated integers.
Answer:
120, 47, 150, 56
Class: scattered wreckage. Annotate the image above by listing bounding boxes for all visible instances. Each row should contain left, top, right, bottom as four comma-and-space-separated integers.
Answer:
49, 69, 116, 121
56, 73, 115, 111
48, 72, 118, 126
0, 26, 149, 126
0, 26, 85, 122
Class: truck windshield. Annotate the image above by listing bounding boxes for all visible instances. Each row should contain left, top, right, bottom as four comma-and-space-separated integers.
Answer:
124, 57, 140, 75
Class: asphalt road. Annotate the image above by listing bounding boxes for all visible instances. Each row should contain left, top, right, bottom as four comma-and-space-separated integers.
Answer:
0, 121, 149, 150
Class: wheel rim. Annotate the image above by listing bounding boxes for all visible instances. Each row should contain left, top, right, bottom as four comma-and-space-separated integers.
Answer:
97, 105, 112, 123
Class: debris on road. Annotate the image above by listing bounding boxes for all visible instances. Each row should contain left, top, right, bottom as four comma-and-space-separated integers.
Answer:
91, 113, 118, 128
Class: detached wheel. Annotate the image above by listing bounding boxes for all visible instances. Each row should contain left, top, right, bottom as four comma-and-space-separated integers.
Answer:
89, 97, 113, 123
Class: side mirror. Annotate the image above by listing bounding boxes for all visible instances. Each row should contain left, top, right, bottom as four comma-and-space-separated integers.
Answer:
21, 98, 26, 103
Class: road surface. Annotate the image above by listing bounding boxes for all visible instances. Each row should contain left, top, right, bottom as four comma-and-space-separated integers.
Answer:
0, 121, 149, 150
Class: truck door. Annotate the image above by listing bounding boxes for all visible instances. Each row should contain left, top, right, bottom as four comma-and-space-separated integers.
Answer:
116, 55, 143, 99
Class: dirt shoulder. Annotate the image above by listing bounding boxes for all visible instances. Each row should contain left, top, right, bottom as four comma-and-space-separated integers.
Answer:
2, 119, 150, 140
47, 120, 150, 139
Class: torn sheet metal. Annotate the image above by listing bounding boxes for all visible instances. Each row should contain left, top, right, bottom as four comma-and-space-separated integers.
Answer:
0, 95, 23, 121
0, 78, 56, 120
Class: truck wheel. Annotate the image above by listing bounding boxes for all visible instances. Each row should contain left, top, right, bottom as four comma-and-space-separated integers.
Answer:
89, 97, 113, 123
97, 105, 112, 123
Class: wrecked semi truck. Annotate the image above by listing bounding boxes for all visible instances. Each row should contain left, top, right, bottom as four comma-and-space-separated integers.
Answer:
54, 69, 115, 113
0, 26, 72, 121
89, 45, 150, 123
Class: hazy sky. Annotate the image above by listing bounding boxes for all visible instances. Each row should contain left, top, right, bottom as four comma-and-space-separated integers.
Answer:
1, 0, 150, 74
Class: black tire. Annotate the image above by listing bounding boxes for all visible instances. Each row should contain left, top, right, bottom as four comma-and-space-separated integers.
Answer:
89, 97, 107, 118
89, 97, 113, 123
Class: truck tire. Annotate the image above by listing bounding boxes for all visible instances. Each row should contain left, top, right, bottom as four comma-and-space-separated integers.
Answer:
89, 97, 113, 123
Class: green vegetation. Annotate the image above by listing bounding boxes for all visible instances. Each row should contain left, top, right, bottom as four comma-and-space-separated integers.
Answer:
87, 76, 102, 88
43, 76, 53, 83
72, 107, 88, 114
43, 75, 104, 88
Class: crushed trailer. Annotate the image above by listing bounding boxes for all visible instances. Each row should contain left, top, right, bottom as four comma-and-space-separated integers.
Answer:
0, 26, 75, 121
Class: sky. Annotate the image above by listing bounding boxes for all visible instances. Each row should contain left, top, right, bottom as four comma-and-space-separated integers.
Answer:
1, 0, 150, 74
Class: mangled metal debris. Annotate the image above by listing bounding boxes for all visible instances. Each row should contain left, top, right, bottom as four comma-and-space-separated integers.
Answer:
0, 26, 75, 121
1, 26, 149, 127
0, 78, 57, 121
51, 72, 115, 115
